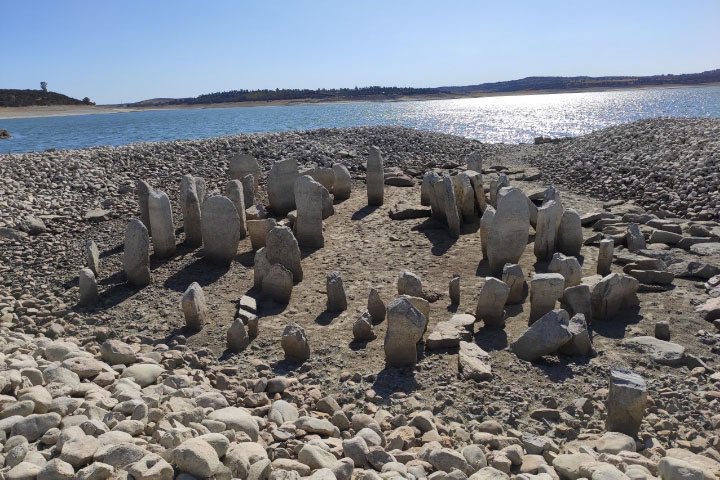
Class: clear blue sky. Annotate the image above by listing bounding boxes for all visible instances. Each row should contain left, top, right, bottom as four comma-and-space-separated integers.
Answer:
2, 0, 718, 104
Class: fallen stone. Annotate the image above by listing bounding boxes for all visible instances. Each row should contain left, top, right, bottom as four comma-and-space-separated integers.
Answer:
622, 336, 686, 366
511, 309, 572, 361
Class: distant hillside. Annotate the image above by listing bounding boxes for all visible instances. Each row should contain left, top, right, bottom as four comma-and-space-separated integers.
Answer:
0, 89, 92, 107
128, 69, 720, 107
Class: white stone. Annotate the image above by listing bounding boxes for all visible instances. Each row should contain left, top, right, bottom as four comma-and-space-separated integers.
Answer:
201, 195, 241, 265
148, 190, 176, 257
294, 175, 325, 248
475, 277, 510, 327
181, 282, 207, 331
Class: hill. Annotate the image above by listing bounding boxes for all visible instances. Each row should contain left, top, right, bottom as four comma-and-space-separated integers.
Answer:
0, 89, 92, 107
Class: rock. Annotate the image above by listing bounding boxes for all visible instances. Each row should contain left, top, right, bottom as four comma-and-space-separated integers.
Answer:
282, 322, 310, 361
181, 282, 207, 331
136, 179, 154, 234
649, 229, 683, 245
397, 271, 423, 297
511, 309, 572, 361
559, 313, 592, 356
298, 444, 338, 470
180, 175, 203, 246
127, 453, 174, 480
658, 457, 714, 480
429, 448, 470, 474
353, 312, 376, 341
449, 274, 460, 305
453, 172, 477, 222
468, 467, 510, 479
627, 269, 674, 285
626, 223, 647, 252
266, 226, 303, 282
343, 436, 370, 468
201, 195, 241, 265
557, 209, 583, 256
227, 318, 250, 352
596, 432, 636, 454
100, 340, 136, 365
548, 253, 582, 288
228, 153, 261, 191
225, 179, 248, 238
534, 199, 562, 261
268, 400, 299, 425
253, 248, 271, 289
83, 239, 100, 276
123, 219, 151, 287
174, 438, 221, 478
6, 462, 42, 480
148, 190, 176, 257
241, 174, 256, 207
561, 284, 592, 320
12, 413, 62, 442
78, 268, 98, 306
326, 271, 348, 311
475, 277, 510, 327
691, 242, 720, 256
384, 297, 427, 367
502, 264, 525, 304
482, 187, 530, 275
332, 163, 352, 201
268, 158, 300, 215
458, 341, 492, 381
552, 453, 596, 480
263, 264, 294, 303
207, 407, 259, 440
606, 368, 647, 437
295, 175, 326, 248
591, 273, 639, 322
437, 174, 461, 238
669, 261, 719, 280
368, 288, 386, 323
366, 146, 385, 206
247, 218, 277, 250
489, 173, 509, 208
696, 297, 720, 321
37, 458, 75, 480
529, 273, 565, 323
119, 363, 164, 387
426, 316, 473, 350
622, 336, 686, 366
597, 239, 614, 276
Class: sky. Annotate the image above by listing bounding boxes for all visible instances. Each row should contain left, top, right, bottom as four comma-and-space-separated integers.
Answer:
2, 0, 719, 104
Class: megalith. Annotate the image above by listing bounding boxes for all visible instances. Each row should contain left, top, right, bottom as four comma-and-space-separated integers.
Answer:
201, 195, 241, 265
557, 209, 583, 256
78, 268, 98, 306
247, 218, 277, 251
502, 263, 525, 305
489, 173, 509, 208
452, 172, 476, 222
326, 272, 348, 312
228, 153, 260, 192
180, 175, 203, 247
591, 273, 640, 322
84, 239, 101, 277
626, 223, 646, 252
148, 190, 176, 258
534, 199, 562, 261
606, 368, 647, 437
466, 170, 487, 213
282, 322, 310, 362
431, 174, 460, 238
529, 273, 565, 323
267, 158, 299, 215
475, 277, 510, 327
366, 146, 384, 206
225, 180, 248, 238
384, 297, 427, 367
266, 226, 303, 282
123, 219, 151, 287
466, 151, 482, 173
294, 175, 325, 248
136, 180, 153, 234
548, 252, 582, 288
597, 239, 614, 276
482, 187, 530, 276
511, 309, 572, 361
368, 288, 386, 323
263, 264, 294, 304
332, 163, 352, 201
241, 174, 255, 208
397, 271, 423, 297
182, 282, 207, 331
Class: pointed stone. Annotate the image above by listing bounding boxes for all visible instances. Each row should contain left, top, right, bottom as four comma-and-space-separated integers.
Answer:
366, 146, 384, 206
78, 268, 98, 306
225, 180, 248, 238
368, 288, 386, 323
182, 282, 207, 331
84, 239, 100, 276
332, 164, 352, 201
268, 158, 299, 215
148, 190, 176, 257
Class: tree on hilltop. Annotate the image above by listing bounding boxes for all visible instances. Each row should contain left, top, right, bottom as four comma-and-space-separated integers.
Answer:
40, 81, 48, 92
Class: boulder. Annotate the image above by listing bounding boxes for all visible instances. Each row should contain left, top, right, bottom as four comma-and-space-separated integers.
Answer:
606, 368, 646, 437
181, 282, 207, 331
557, 209, 583, 256
266, 226, 303, 282
482, 187, 530, 275
622, 336, 686, 366
529, 273, 565, 323
511, 309, 572, 361
458, 341, 492, 381
548, 252, 582, 288
282, 322, 310, 361
268, 158, 300, 215
332, 163, 352, 201
591, 273, 640, 322
384, 297, 427, 366
201, 195, 241, 265
326, 271, 348, 312
475, 277, 510, 327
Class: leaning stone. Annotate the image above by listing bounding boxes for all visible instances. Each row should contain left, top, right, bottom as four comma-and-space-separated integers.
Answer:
398, 271, 423, 297
559, 314, 592, 356
294, 175, 326, 248
136, 180, 153, 234
557, 209, 583, 256
483, 187, 530, 276
266, 226, 303, 282
548, 252, 582, 288
332, 163, 352, 201
622, 336, 686, 366
78, 268, 99, 306
368, 288, 386, 323
83, 239, 100, 276
529, 273, 565, 324
384, 297, 427, 367
511, 309, 572, 361
225, 180, 248, 238
561, 284, 592, 320
475, 277, 510, 328
201, 195, 241, 265
326, 272, 348, 311
247, 218, 277, 250
227, 319, 250, 352
148, 190, 176, 257
626, 223, 646, 252
466, 170, 487, 213
123, 219, 151, 287
534, 199, 562, 261
180, 175, 203, 246
282, 322, 310, 361
228, 153, 260, 191
449, 274, 460, 306
597, 239, 614, 276
353, 312, 376, 342
489, 174, 509, 208
263, 264, 293, 304
268, 158, 300, 215
458, 341, 492, 381
591, 273, 640, 322
366, 146, 385, 206
502, 264, 525, 305
182, 282, 207, 331
606, 368, 646, 437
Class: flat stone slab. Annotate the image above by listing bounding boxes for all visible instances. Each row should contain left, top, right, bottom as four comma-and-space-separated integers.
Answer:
458, 341, 492, 381
622, 336, 685, 366
389, 203, 432, 220
690, 242, 720, 256
696, 297, 720, 321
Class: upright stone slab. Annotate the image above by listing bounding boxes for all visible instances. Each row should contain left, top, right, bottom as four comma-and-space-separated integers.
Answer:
452, 173, 476, 222
489, 174, 509, 208
384, 297, 427, 367
466, 151, 482, 173
332, 163, 352, 201
626, 223, 646, 252
320, 184, 334, 219
466, 170, 487, 213
123, 219, 151, 287
136, 180, 153, 235
266, 226, 303, 282
84, 239, 100, 276
597, 239, 614, 276
591, 273, 640, 322
253, 248, 271, 289
435, 174, 461, 238
241, 174, 255, 208
534, 199, 562, 261
548, 252, 582, 288
557, 209, 583, 256
263, 264, 293, 304
294, 175, 325, 248
502, 263, 525, 304
398, 271, 423, 297
529, 273, 566, 323
182, 282, 207, 331
148, 190, 176, 258
366, 146, 384, 206
247, 218, 277, 251
449, 274, 460, 306
353, 312, 376, 341
227, 319, 250, 352
368, 288, 386, 323
606, 368, 647, 437
201, 195, 241, 265
228, 153, 260, 191
425, 172, 444, 220
326, 272, 348, 312
267, 158, 299, 215
282, 322, 310, 362
475, 277, 510, 327
561, 284, 592, 320
180, 175, 203, 247
225, 180, 248, 238
78, 268, 98, 306
420, 172, 434, 207
483, 187, 530, 276
305, 166, 335, 192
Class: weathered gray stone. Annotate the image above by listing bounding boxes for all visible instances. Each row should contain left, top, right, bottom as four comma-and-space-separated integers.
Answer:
268, 158, 299, 215
266, 226, 303, 282
626, 223, 646, 252
622, 336, 686, 366
466, 170, 487, 213
502, 264, 525, 305
426, 314, 474, 350
83, 239, 100, 277
420, 171, 434, 206
529, 273, 565, 323
398, 271, 423, 297
548, 252, 582, 288
78, 268, 98, 306
458, 341, 492, 381
597, 239, 614, 276
123, 219, 151, 287
648, 229, 683, 246
326, 272, 347, 311
561, 284, 592, 320
282, 322, 310, 361
452, 172, 477, 222
557, 209, 583, 256
438, 174, 461, 238
368, 288, 386, 323
591, 273, 640, 322
225, 180, 248, 238
511, 309, 572, 361
627, 269, 674, 285
534, 199, 562, 261
247, 218, 277, 250
559, 313, 592, 356
228, 153, 261, 191
294, 175, 325, 248
475, 277, 510, 327
148, 190, 176, 257
180, 175, 203, 246
482, 187, 530, 276
241, 174, 255, 208
227, 318, 250, 352
466, 151, 482, 172
353, 312, 376, 342
332, 163, 352, 201
201, 195, 241, 265
489, 174, 509, 208
366, 146, 385, 206
182, 282, 207, 331
449, 274, 460, 306
384, 297, 427, 367
263, 264, 293, 304
253, 248, 271, 289
606, 368, 646, 437
304, 166, 335, 192
136, 180, 153, 234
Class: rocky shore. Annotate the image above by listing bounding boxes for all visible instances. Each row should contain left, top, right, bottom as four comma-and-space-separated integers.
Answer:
1, 120, 719, 480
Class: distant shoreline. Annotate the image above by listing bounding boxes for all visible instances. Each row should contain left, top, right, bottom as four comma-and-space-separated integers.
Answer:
2, 82, 719, 120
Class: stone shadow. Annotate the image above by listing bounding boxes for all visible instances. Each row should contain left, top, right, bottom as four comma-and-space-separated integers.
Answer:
349, 338, 376, 350
532, 357, 576, 383
371, 366, 419, 398
475, 259, 491, 278
98, 282, 143, 309
100, 243, 123, 258
163, 257, 230, 292
589, 307, 642, 339
414, 224, 458, 256
315, 310, 342, 326
473, 326, 508, 352
351, 206, 379, 221
234, 249, 256, 268
272, 358, 306, 375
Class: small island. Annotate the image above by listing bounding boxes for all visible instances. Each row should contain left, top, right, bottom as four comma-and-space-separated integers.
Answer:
0, 128, 10, 139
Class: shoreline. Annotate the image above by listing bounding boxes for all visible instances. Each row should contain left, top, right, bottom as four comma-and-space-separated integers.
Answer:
1, 82, 719, 120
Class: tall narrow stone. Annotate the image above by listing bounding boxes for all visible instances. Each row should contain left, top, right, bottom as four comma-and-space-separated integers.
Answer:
529, 273, 565, 323
180, 175, 203, 247
557, 209, 583, 256
431, 174, 461, 238
225, 180, 248, 239
606, 368, 647, 437
268, 158, 299, 215
266, 226, 303, 282
368, 288, 386, 323
502, 263, 525, 304
332, 163, 352, 201
123, 219, 151, 287
182, 282, 207, 331
253, 248, 270, 289
241, 174, 255, 208
475, 277, 510, 327
294, 175, 325, 248
466, 170, 487, 214
201, 195, 241, 265
452, 172, 476, 222
228, 153, 260, 191
597, 239, 614, 276
449, 274, 460, 306
384, 297, 427, 367
366, 146, 384, 206
326, 272, 348, 312
466, 151, 482, 173
626, 223, 646, 252
148, 190, 176, 258
483, 187, 530, 276
534, 199, 562, 261
136, 180, 153, 235
78, 268, 98, 306
84, 239, 100, 277
421, 172, 434, 206
489, 174, 509, 208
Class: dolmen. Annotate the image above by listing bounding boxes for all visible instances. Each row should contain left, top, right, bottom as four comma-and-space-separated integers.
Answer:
268, 158, 299, 215
481, 187, 530, 276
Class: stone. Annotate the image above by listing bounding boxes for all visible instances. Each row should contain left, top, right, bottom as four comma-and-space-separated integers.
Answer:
690, 242, 720, 256
438, 174, 461, 238
606, 368, 647, 437
225, 180, 248, 238
501, 264, 525, 305
649, 229, 683, 245
123, 219, 151, 287
127, 454, 173, 480
458, 341, 492, 381
119, 363, 164, 387
332, 163, 352, 201
148, 190, 176, 257
253, 248, 271, 289
453, 172, 477, 222
534, 199, 562, 261
100, 340, 136, 365
241, 174, 255, 207
326, 271, 348, 311
174, 438, 221, 478
591, 273, 640, 322
282, 322, 310, 361
529, 273, 565, 323
627, 269, 674, 285
511, 309, 572, 361
78, 268, 98, 306
366, 146, 385, 206
658, 457, 714, 480
12, 413, 62, 442
298, 444, 338, 470
266, 226, 303, 282
552, 453, 596, 480
466, 151, 483, 172
180, 175, 203, 246
426, 315, 474, 349
597, 239, 614, 276
548, 252, 582, 288
263, 264, 293, 303
467, 170, 487, 213
226, 318, 250, 352
669, 261, 720, 280
655, 320, 671, 340
596, 432, 636, 454
368, 288, 386, 323
136, 180, 153, 234
201, 195, 241, 265
449, 274, 460, 305
83, 239, 100, 276
626, 223, 646, 252
561, 284, 592, 319
398, 271, 423, 297
489, 173, 509, 208
37, 458, 75, 480
559, 313, 592, 356
384, 297, 427, 366
475, 277, 510, 327
353, 312, 376, 341
482, 187, 530, 275
420, 171, 435, 206
247, 218, 277, 250
207, 408, 259, 440
305, 166, 336, 191
228, 153, 260, 191
268, 158, 299, 215
557, 209, 583, 256
622, 336, 686, 366
295, 175, 326, 248
696, 297, 720, 321
181, 282, 207, 331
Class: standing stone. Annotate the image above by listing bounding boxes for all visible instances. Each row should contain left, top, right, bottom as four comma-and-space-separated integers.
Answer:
228, 153, 260, 191
489, 173, 509, 208
502, 264, 525, 305
195, 178, 207, 203
597, 239, 614, 276
265, 226, 303, 282
332, 164, 352, 201
326, 272, 348, 312
182, 282, 207, 331
263, 264, 293, 303
482, 187, 530, 276
475, 278, 510, 327
366, 146, 384, 206
136, 180, 153, 235
241, 174, 255, 208
148, 190, 176, 258
225, 180, 248, 238
420, 172, 434, 206
425, 172, 444, 220
529, 273, 566, 324
534, 200, 562, 261
368, 289, 386, 323
398, 271, 423, 297
559, 313, 592, 356
123, 219, 151, 287
253, 248, 271, 289
466, 170, 487, 213
294, 175, 325, 248
353, 312, 376, 341
440, 175, 461, 238
84, 239, 100, 276
511, 309, 572, 361
466, 151, 482, 173
384, 297, 427, 367
548, 253, 582, 288
78, 268, 98, 306
561, 284, 592, 320
305, 166, 336, 192
180, 175, 203, 246
606, 368, 647, 437
247, 218, 277, 251
201, 196, 241, 265
557, 209, 583, 256
655, 321, 671, 341
449, 274, 460, 306
282, 322, 310, 362
227, 319, 250, 352
268, 158, 300, 215
626, 223, 646, 252
452, 172, 476, 222
591, 273, 640, 322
